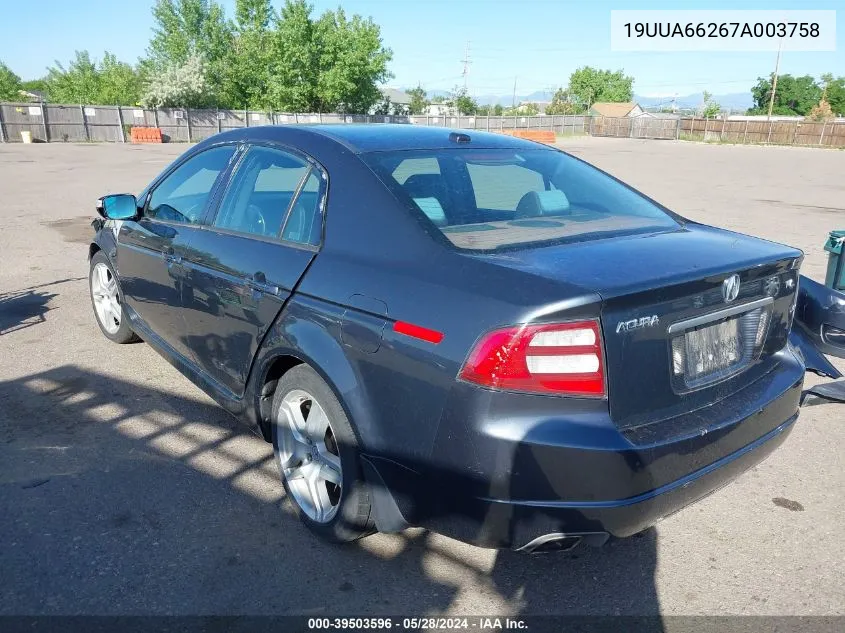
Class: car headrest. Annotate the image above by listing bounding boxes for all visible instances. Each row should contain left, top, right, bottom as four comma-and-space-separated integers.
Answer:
403, 174, 446, 199
403, 174, 450, 226
412, 197, 447, 226
515, 189, 571, 219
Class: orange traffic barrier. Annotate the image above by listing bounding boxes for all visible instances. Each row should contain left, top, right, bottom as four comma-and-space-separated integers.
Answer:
130, 127, 163, 144
499, 129, 556, 145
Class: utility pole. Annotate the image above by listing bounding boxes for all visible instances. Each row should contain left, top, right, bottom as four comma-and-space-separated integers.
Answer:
460, 41, 472, 92
767, 38, 783, 120
512, 76, 518, 109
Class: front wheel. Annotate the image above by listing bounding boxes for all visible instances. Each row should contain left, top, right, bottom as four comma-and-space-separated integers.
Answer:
89, 251, 139, 344
271, 364, 374, 543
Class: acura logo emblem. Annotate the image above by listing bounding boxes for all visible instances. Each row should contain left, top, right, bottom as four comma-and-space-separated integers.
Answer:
722, 274, 740, 302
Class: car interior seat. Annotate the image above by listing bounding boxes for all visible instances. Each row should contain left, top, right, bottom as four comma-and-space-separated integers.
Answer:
402, 174, 450, 226
514, 189, 571, 220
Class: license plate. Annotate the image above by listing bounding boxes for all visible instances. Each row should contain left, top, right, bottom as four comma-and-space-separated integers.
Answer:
683, 318, 741, 380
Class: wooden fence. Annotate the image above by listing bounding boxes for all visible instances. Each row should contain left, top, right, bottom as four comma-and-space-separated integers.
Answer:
679, 118, 845, 147
590, 115, 845, 147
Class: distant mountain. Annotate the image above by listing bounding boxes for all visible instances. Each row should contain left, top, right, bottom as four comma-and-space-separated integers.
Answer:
406, 88, 554, 107
635, 92, 753, 111
405, 87, 753, 112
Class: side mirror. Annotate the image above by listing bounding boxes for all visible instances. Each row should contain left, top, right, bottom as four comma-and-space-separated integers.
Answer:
96, 194, 139, 221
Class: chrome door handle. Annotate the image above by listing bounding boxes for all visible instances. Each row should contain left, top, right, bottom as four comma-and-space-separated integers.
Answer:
246, 278, 280, 296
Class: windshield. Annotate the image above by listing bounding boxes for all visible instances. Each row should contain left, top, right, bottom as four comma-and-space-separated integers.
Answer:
364, 148, 681, 251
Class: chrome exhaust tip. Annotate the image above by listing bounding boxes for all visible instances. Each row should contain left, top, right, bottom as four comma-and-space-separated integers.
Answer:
516, 533, 583, 554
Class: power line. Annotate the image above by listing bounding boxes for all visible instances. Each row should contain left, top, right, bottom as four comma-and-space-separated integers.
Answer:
767, 39, 783, 120
460, 41, 472, 91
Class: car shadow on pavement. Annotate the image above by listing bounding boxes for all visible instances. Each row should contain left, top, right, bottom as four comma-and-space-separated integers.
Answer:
0, 364, 661, 621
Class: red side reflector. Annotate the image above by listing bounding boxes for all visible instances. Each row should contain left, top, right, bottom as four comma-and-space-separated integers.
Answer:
393, 321, 444, 344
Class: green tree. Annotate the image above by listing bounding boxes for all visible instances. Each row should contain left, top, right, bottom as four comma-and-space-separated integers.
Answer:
478, 103, 504, 116
568, 67, 633, 107
545, 88, 579, 115
44, 51, 142, 105
313, 6, 393, 112
821, 74, 845, 116
266, 0, 392, 113
21, 78, 49, 98
451, 87, 477, 115
519, 102, 540, 115
142, 52, 209, 107
407, 85, 428, 115
700, 90, 721, 118
748, 74, 821, 116
221, 0, 275, 109
98, 53, 143, 104
46, 51, 102, 103
266, 0, 317, 111
0, 61, 22, 100
147, 0, 232, 65
145, 0, 233, 103
372, 96, 392, 115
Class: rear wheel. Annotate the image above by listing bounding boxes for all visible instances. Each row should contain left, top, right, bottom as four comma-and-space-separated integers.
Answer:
89, 251, 138, 344
271, 364, 374, 543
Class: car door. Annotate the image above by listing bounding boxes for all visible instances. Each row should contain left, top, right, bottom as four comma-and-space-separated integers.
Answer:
179, 144, 325, 397
117, 144, 239, 359
793, 274, 845, 371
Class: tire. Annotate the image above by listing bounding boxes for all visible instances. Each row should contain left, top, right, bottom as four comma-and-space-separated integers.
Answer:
271, 364, 374, 543
89, 251, 139, 344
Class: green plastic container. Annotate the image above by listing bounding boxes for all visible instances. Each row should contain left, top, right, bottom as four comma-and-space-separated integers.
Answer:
824, 230, 845, 290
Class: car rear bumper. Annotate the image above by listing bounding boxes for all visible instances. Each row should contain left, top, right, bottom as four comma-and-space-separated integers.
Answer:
364, 349, 804, 549
474, 412, 797, 549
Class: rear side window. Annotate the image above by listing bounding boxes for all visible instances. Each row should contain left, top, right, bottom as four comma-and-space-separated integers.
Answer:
281, 170, 323, 246
147, 145, 236, 224
364, 148, 680, 251
213, 146, 310, 239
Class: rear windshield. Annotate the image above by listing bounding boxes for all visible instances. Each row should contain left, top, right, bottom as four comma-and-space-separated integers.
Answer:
363, 148, 681, 251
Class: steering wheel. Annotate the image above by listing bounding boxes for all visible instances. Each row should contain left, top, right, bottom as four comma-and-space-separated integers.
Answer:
245, 204, 267, 236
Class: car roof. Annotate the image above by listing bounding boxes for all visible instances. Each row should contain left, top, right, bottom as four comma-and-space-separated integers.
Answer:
302, 124, 555, 153
202, 124, 556, 154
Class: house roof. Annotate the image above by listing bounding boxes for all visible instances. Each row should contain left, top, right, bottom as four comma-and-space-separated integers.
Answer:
589, 102, 638, 117
379, 87, 412, 105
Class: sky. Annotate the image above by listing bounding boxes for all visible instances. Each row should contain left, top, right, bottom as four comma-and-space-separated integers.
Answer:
0, 0, 842, 101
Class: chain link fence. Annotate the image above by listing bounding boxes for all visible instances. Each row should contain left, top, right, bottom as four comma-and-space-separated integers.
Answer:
1, 102, 844, 148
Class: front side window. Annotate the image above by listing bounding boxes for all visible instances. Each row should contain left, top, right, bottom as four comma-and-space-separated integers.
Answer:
364, 148, 681, 251
213, 146, 312, 239
146, 145, 236, 224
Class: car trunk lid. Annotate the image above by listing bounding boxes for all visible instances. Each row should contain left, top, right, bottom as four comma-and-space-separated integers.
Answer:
472, 224, 803, 434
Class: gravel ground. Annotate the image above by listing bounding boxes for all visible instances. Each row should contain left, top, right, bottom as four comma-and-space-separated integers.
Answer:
0, 138, 843, 617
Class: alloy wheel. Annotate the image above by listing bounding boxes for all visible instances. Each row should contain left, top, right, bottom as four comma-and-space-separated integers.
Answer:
91, 262, 121, 334
276, 389, 343, 523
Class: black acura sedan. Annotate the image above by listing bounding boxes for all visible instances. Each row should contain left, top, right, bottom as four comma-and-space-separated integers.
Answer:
89, 125, 843, 552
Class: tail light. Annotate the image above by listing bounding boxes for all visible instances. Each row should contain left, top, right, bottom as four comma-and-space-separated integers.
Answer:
458, 320, 605, 397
